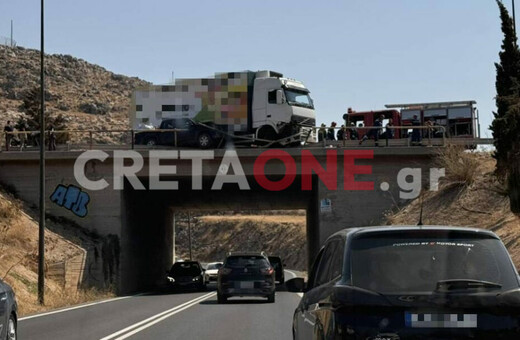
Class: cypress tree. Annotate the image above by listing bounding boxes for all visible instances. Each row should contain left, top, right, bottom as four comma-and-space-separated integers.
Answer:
492, 1, 520, 213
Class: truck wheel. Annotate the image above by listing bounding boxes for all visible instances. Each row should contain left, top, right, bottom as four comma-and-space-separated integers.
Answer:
197, 132, 213, 149
267, 292, 275, 303
145, 138, 157, 146
257, 126, 278, 146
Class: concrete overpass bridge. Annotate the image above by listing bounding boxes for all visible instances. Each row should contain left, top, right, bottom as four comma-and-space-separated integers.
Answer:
0, 147, 440, 293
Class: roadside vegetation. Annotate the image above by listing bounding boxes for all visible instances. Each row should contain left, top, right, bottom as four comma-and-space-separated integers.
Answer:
491, 1, 520, 213
0, 188, 113, 316
434, 145, 480, 188
388, 151, 520, 266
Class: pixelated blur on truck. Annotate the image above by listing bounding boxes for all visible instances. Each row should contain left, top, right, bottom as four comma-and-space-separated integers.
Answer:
130, 70, 316, 147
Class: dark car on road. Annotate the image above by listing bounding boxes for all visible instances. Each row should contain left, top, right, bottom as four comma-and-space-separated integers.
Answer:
134, 118, 223, 149
217, 252, 276, 303
166, 261, 206, 291
268, 256, 285, 284
0, 279, 17, 340
287, 226, 520, 340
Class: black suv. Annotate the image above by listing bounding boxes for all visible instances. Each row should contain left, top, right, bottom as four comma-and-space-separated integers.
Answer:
166, 261, 206, 291
217, 252, 275, 303
287, 226, 520, 339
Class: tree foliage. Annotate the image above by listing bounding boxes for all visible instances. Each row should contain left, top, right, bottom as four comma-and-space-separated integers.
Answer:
492, 1, 520, 213
16, 86, 69, 143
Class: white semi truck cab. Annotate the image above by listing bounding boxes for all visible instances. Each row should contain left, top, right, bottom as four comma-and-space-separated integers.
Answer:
131, 70, 316, 146
251, 71, 315, 143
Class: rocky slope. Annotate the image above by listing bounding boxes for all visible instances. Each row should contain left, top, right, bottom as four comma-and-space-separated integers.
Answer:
0, 44, 149, 136
175, 212, 307, 271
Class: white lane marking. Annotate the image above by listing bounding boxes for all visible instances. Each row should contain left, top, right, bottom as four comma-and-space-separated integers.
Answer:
19, 293, 146, 321
112, 293, 216, 340
100, 292, 216, 340
285, 270, 304, 297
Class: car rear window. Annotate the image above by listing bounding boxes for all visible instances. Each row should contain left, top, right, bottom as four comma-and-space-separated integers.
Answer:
226, 256, 270, 268
207, 263, 222, 270
170, 263, 201, 276
350, 233, 519, 293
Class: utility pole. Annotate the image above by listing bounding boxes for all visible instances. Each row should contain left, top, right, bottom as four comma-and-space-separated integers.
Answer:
10, 20, 13, 47
187, 212, 192, 261
172, 213, 176, 263
514, 0, 517, 38
38, 0, 46, 305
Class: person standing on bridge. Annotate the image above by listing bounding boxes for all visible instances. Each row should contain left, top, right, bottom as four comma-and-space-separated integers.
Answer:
327, 122, 337, 141
18, 125, 27, 151
411, 115, 422, 146
382, 118, 394, 140
48, 126, 57, 151
336, 124, 345, 141
359, 115, 384, 146
318, 123, 326, 142
3, 121, 13, 151
349, 122, 359, 140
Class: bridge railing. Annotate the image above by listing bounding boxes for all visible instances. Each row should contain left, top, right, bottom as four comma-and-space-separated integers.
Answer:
312, 125, 448, 148
0, 128, 188, 151
0, 125, 490, 151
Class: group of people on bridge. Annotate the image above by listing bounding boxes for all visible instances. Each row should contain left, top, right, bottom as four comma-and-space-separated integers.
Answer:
2, 120, 56, 151
317, 114, 430, 147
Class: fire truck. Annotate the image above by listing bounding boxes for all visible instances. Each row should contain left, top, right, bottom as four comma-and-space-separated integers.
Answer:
385, 100, 480, 139
342, 108, 401, 139
343, 100, 479, 140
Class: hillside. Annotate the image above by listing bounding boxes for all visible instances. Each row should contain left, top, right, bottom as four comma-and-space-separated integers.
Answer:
0, 188, 111, 316
0, 44, 149, 136
175, 213, 307, 271
387, 151, 520, 266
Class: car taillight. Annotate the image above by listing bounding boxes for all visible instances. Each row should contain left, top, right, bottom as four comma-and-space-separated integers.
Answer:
219, 267, 232, 275
261, 267, 274, 275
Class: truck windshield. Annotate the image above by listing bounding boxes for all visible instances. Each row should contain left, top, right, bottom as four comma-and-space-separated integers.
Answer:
284, 89, 314, 109
350, 234, 519, 293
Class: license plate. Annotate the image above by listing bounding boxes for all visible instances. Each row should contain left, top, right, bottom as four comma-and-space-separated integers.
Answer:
240, 281, 254, 289
405, 312, 477, 328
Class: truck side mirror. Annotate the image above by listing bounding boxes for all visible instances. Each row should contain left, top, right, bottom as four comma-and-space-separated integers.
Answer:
276, 90, 284, 104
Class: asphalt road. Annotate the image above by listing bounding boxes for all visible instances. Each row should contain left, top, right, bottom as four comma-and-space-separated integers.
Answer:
18, 270, 303, 340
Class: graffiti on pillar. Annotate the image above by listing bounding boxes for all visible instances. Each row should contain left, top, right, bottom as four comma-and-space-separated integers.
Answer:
50, 184, 90, 217
102, 234, 120, 287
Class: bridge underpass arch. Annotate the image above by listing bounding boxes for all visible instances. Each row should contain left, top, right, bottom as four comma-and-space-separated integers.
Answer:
120, 176, 319, 294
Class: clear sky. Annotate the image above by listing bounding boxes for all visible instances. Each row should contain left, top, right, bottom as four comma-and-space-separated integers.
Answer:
0, 0, 513, 137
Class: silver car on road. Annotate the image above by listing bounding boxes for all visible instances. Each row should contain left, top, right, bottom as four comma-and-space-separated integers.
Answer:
0, 279, 17, 340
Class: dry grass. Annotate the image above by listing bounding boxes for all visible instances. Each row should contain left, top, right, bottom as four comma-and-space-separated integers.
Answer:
19, 287, 115, 316
199, 214, 306, 225
0, 190, 111, 316
0, 194, 20, 220
388, 153, 520, 267
177, 213, 307, 270
435, 145, 480, 187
